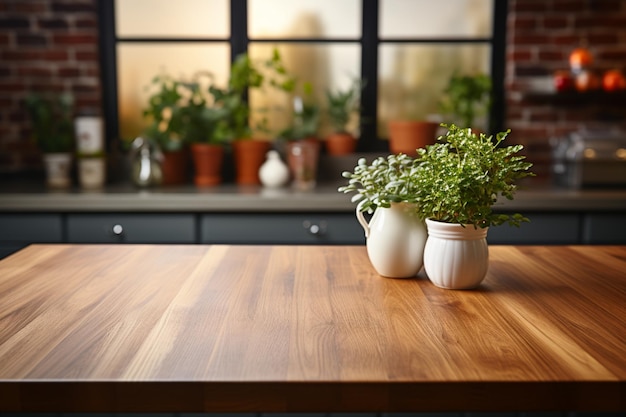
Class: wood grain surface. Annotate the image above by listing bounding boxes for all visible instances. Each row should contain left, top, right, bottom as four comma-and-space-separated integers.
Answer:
0, 244, 625, 412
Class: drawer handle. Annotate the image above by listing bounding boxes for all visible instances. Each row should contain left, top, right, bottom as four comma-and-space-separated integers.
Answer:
112, 224, 124, 236
303, 220, 327, 236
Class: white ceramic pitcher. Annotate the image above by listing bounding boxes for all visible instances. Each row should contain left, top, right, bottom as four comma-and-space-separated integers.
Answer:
356, 201, 427, 278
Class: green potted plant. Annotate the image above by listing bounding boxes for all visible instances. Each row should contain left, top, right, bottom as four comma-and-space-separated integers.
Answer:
24, 92, 75, 187
281, 93, 321, 190
143, 73, 189, 185
439, 72, 491, 130
325, 78, 363, 155
212, 49, 295, 185
413, 124, 534, 289
338, 153, 427, 278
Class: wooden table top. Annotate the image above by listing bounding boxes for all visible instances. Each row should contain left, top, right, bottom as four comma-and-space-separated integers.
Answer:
0, 244, 625, 413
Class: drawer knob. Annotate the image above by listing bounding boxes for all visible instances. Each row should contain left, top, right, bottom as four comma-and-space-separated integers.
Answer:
112, 224, 124, 235
303, 220, 327, 236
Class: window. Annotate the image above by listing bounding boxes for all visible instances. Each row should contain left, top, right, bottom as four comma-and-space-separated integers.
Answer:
98, 0, 505, 150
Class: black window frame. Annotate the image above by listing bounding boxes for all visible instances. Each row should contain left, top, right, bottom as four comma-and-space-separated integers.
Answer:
98, 0, 507, 152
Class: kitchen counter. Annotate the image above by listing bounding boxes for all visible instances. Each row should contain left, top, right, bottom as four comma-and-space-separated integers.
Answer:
1, 180, 626, 212
1, 244, 625, 413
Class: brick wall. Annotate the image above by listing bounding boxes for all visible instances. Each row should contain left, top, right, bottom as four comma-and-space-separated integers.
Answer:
0, 0, 100, 174
1, 0, 625, 177
506, 0, 626, 178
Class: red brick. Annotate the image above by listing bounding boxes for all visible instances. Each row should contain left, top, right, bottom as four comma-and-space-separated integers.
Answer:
0, 66, 11, 77
0, 17, 30, 29
3, 1, 48, 13
58, 66, 80, 77
511, 1, 550, 13
550, 34, 580, 46
2, 50, 70, 62
587, 32, 620, 44
38, 17, 70, 30
75, 50, 98, 61
16, 33, 48, 47
52, 33, 97, 45
553, 0, 587, 12
511, 33, 550, 45
0, 80, 26, 92
18, 66, 53, 77
538, 50, 566, 62
51, 1, 95, 13
75, 17, 98, 29
542, 16, 569, 29
511, 15, 538, 31
508, 49, 533, 62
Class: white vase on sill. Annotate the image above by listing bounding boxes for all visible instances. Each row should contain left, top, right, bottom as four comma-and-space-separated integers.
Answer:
356, 201, 427, 278
43, 152, 72, 188
423, 218, 489, 290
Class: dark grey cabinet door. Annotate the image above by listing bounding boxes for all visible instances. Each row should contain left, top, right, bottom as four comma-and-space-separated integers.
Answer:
201, 213, 365, 245
0, 213, 64, 259
67, 214, 196, 243
487, 213, 581, 244
583, 213, 626, 244
0, 214, 63, 243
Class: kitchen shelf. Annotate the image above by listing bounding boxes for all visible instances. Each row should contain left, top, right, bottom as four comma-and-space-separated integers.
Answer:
520, 90, 626, 105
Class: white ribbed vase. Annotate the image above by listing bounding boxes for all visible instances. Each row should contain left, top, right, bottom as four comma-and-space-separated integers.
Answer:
424, 218, 489, 289
356, 202, 427, 278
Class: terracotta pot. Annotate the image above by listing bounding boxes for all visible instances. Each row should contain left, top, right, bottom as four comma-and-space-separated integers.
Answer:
388, 120, 439, 157
286, 138, 320, 191
160, 149, 189, 186
232, 139, 271, 185
326, 132, 357, 155
191, 143, 223, 186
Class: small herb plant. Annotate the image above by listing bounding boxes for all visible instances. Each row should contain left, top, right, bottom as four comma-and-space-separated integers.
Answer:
143, 73, 186, 151
326, 78, 363, 134
413, 124, 534, 228
440, 73, 491, 128
24, 92, 75, 153
338, 153, 420, 214
211, 49, 296, 141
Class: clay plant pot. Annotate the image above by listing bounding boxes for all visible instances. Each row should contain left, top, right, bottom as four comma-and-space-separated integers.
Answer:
326, 132, 357, 155
232, 139, 271, 185
160, 149, 189, 186
387, 120, 439, 157
191, 143, 224, 186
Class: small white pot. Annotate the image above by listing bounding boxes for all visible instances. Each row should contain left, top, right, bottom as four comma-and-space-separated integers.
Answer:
356, 202, 427, 278
78, 157, 106, 189
424, 218, 489, 289
43, 153, 72, 188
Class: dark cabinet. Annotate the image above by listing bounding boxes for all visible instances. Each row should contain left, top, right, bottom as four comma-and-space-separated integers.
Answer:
200, 213, 365, 245
0, 213, 63, 258
66, 214, 196, 243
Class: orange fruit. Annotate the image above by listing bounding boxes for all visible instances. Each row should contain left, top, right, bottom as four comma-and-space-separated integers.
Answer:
569, 47, 593, 70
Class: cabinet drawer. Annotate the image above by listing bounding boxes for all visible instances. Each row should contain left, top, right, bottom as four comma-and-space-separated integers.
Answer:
201, 213, 365, 245
583, 213, 626, 244
488, 213, 581, 244
67, 214, 195, 243
0, 214, 62, 242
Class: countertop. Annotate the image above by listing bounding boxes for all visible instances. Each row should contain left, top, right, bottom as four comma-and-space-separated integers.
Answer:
1, 180, 626, 212
1, 244, 625, 412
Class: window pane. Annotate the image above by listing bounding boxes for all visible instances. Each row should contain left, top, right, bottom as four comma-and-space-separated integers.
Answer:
115, 0, 229, 38
248, 0, 361, 39
378, 43, 491, 137
117, 43, 230, 140
380, 0, 493, 39
248, 43, 361, 139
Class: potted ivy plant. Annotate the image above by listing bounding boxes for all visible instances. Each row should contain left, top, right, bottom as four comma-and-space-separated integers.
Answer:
324, 78, 363, 155
439, 72, 491, 130
338, 153, 427, 278
24, 92, 75, 188
413, 124, 534, 289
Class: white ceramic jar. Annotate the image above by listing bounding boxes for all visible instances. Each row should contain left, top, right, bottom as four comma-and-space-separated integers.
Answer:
356, 202, 427, 278
423, 218, 489, 289
259, 150, 289, 188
